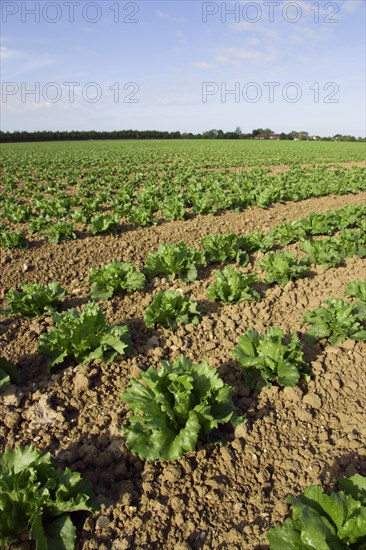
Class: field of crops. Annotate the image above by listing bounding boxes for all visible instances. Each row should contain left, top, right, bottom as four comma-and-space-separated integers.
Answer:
1, 139, 366, 549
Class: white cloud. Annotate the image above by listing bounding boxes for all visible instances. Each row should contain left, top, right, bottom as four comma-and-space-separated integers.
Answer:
0, 47, 19, 59
215, 47, 277, 67
247, 37, 260, 46
193, 61, 215, 70
1, 49, 55, 79
342, 0, 363, 13
231, 15, 336, 53
156, 10, 185, 23
232, 21, 281, 41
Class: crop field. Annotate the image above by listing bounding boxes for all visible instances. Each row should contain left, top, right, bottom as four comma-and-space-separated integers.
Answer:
1, 139, 366, 549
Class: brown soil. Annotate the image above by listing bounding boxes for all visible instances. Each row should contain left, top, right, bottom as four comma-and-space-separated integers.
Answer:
1, 192, 365, 549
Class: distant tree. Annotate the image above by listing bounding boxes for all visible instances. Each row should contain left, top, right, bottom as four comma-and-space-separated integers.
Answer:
203, 129, 219, 139
225, 132, 239, 139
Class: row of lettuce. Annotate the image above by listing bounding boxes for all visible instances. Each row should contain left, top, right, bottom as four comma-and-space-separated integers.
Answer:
1, 276, 365, 387
1, 166, 365, 246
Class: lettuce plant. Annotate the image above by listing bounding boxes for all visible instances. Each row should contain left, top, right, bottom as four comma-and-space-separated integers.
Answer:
237, 231, 274, 253
89, 261, 145, 300
208, 267, 260, 304
71, 198, 100, 223
302, 230, 366, 270
160, 196, 186, 221
144, 242, 205, 282
340, 229, 366, 258
233, 327, 308, 388
345, 279, 366, 317
0, 446, 96, 550
345, 279, 366, 303
300, 211, 337, 236
89, 213, 119, 235
127, 205, 157, 227
303, 298, 366, 345
269, 220, 307, 245
3, 282, 66, 317
34, 198, 69, 217
201, 233, 249, 265
39, 302, 131, 369
144, 290, 201, 331
42, 222, 76, 244
259, 251, 309, 285
0, 357, 19, 389
28, 215, 52, 234
267, 473, 366, 549
0, 229, 29, 249
121, 355, 241, 461
2, 203, 33, 223
302, 237, 345, 269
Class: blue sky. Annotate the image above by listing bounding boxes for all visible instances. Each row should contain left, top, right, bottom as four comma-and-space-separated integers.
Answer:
1, 0, 365, 135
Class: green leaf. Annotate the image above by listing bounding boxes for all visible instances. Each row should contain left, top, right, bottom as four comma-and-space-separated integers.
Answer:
208, 267, 260, 304
42, 222, 76, 244
89, 261, 145, 301
339, 473, 366, 503
44, 515, 76, 550
277, 361, 302, 387
299, 508, 341, 549
0, 446, 97, 549
0, 357, 19, 388
89, 213, 120, 235
338, 507, 366, 544
5, 282, 66, 317
233, 327, 307, 388
269, 220, 307, 245
144, 242, 205, 282
267, 474, 366, 549
30, 512, 48, 550
144, 290, 201, 331
201, 233, 250, 265
260, 252, 309, 285
0, 229, 29, 249
39, 302, 131, 369
303, 298, 366, 345
345, 279, 366, 302
267, 518, 314, 549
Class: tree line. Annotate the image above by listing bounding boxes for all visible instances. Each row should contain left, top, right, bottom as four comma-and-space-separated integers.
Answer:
0, 128, 364, 143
